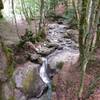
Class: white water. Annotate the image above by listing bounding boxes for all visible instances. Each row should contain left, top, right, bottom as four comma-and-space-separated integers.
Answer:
39, 57, 50, 84
39, 57, 51, 100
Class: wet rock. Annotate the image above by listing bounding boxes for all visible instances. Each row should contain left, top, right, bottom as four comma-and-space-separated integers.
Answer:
36, 46, 56, 56
46, 23, 79, 51
48, 24, 59, 29
46, 23, 79, 71
46, 43, 59, 48
47, 24, 67, 43
13, 61, 47, 98
48, 48, 79, 70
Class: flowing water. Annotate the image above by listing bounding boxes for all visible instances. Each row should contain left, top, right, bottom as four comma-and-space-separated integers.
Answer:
39, 57, 52, 100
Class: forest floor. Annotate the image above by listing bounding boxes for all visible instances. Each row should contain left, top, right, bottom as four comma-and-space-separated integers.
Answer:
52, 48, 100, 100
0, 18, 100, 100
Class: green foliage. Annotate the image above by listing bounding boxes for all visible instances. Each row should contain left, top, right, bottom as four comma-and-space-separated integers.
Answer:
64, 8, 78, 29
34, 29, 46, 42
8, 96, 15, 100
18, 29, 34, 47
0, 40, 14, 79
15, 0, 40, 18
4, 47, 15, 79
18, 29, 46, 48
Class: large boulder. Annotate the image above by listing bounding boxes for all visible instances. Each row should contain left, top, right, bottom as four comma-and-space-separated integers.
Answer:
48, 48, 79, 70
13, 61, 47, 99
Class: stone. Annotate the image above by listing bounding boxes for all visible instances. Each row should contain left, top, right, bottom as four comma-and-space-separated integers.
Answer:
13, 61, 47, 98
28, 53, 40, 62
36, 46, 56, 56
48, 49, 79, 70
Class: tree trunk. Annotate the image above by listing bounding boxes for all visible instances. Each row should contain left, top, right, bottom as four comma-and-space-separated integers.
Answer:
39, 0, 44, 32
0, 0, 3, 18
78, 0, 99, 99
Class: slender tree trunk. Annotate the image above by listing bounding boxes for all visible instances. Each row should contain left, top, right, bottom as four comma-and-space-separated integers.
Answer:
11, 0, 21, 39
78, 0, 99, 99
39, 0, 44, 32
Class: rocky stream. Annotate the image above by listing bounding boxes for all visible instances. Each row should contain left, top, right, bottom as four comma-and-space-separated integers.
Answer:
0, 23, 79, 100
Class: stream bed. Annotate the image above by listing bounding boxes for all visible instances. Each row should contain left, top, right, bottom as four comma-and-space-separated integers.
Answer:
0, 23, 79, 100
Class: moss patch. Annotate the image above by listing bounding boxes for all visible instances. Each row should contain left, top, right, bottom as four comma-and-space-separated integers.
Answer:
0, 40, 15, 79
56, 62, 64, 70
18, 29, 46, 48
22, 69, 37, 93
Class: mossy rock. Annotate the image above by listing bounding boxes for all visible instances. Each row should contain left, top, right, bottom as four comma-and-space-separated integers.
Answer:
22, 69, 37, 94
56, 62, 64, 70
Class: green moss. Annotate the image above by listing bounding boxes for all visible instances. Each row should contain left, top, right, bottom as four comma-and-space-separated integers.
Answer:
4, 48, 15, 79
8, 96, 15, 100
34, 30, 46, 42
0, 41, 15, 79
51, 83, 56, 92
23, 71, 33, 92
6, 62, 15, 79
56, 62, 64, 69
22, 70, 37, 93
18, 29, 46, 48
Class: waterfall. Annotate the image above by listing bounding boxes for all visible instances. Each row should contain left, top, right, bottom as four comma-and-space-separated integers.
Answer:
39, 57, 52, 100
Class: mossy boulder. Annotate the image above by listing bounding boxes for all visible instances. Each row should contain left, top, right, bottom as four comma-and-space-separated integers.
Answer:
13, 62, 47, 98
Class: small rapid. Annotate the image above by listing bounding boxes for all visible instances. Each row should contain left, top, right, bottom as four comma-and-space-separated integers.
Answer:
39, 57, 52, 100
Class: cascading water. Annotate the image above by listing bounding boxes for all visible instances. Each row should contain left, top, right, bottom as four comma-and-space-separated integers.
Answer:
39, 57, 52, 100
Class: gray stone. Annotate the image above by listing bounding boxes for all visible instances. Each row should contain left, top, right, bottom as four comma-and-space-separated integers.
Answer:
28, 53, 40, 61
48, 49, 79, 70
36, 46, 56, 56
13, 61, 47, 98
